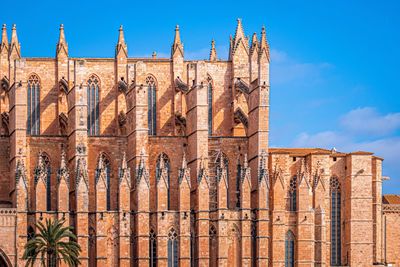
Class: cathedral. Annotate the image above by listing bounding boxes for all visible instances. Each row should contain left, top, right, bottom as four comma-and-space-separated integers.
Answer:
0, 19, 399, 267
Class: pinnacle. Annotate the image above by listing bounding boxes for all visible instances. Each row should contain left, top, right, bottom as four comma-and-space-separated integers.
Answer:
1, 24, 7, 46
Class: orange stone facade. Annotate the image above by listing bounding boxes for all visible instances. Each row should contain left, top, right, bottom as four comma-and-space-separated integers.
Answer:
0, 20, 398, 266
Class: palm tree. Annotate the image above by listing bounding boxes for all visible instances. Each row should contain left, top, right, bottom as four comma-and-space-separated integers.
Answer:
23, 218, 81, 267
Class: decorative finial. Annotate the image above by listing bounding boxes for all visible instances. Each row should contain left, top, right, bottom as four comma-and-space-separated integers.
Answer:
243, 154, 248, 169
1, 24, 7, 47
182, 152, 187, 169
56, 23, 68, 56
152, 51, 157, 59
209, 39, 217, 61
116, 24, 127, 57
121, 152, 127, 169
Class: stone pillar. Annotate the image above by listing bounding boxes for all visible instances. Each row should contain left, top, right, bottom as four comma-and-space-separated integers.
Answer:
118, 153, 131, 267
15, 157, 28, 267
9, 58, 27, 208
217, 154, 229, 267
178, 154, 191, 267
127, 60, 150, 266
156, 156, 169, 267
240, 155, 252, 267
186, 61, 210, 267
345, 153, 374, 266
246, 25, 270, 267
372, 157, 384, 264
269, 154, 288, 266
297, 158, 314, 267
95, 157, 108, 266
69, 60, 89, 266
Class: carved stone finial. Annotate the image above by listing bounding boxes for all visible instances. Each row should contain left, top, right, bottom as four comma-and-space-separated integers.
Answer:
209, 39, 217, 61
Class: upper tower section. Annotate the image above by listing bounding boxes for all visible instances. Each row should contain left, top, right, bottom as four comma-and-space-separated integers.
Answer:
230, 19, 250, 79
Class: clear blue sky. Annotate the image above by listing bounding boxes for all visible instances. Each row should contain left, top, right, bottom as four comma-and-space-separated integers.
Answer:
2, 0, 400, 193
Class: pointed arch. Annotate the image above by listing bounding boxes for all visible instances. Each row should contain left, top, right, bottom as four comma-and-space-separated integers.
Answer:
27, 73, 41, 135
0, 248, 12, 267
167, 228, 179, 267
149, 229, 157, 267
87, 74, 100, 135
96, 153, 111, 210
330, 176, 341, 266
289, 176, 297, 212
207, 75, 213, 135
146, 75, 157, 135
285, 230, 295, 267
156, 153, 171, 209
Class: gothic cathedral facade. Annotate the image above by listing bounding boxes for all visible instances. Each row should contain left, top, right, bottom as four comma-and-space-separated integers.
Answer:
0, 20, 397, 266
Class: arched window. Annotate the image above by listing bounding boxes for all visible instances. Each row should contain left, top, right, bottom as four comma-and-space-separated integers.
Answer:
207, 76, 213, 135
149, 229, 157, 267
289, 176, 297, 212
285, 230, 295, 267
147, 76, 156, 135
168, 228, 178, 267
156, 153, 171, 209
87, 75, 100, 136
209, 225, 217, 267
330, 177, 341, 266
27, 74, 40, 135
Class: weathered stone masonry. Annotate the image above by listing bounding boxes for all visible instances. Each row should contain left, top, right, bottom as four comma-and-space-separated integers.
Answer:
0, 19, 398, 266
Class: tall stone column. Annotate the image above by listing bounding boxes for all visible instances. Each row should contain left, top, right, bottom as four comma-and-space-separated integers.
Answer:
297, 158, 314, 267
95, 156, 108, 266
118, 153, 131, 266
345, 153, 374, 266
126, 60, 150, 266
178, 154, 191, 267
156, 155, 169, 267
247, 26, 270, 267
68, 59, 89, 266
216, 153, 229, 267
269, 154, 288, 266
240, 155, 252, 267
186, 61, 210, 267
15, 156, 28, 267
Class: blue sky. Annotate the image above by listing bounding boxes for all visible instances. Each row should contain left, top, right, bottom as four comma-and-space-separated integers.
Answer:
2, 0, 399, 193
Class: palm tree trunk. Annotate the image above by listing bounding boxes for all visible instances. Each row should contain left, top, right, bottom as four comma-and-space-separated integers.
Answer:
47, 252, 56, 267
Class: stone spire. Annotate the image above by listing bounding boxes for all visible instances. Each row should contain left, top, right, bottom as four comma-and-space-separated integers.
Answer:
259, 26, 270, 60
230, 19, 249, 59
234, 18, 246, 43
116, 25, 128, 57
58, 148, 70, 186
56, 24, 68, 56
171, 25, 183, 57
9, 24, 21, 58
209, 39, 217, 61
250, 32, 258, 53
1, 24, 8, 51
